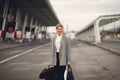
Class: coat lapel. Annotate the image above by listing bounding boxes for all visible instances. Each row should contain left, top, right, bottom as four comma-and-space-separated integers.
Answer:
53, 35, 65, 52
60, 35, 65, 51
53, 35, 57, 50
60, 35, 64, 46
54, 35, 57, 43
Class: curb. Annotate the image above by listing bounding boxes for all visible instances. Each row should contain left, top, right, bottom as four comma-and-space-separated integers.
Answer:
0, 39, 50, 50
78, 40, 120, 56
0, 43, 29, 50
94, 44, 120, 56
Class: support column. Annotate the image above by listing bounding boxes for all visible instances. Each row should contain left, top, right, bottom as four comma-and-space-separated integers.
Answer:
41, 25, 44, 39
34, 19, 38, 31
3, 0, 9, 18
37, 21, 42, 39
30, 16, 33, 37
15, 8, 20, 31
45, 26, 47, 39
34, 19, 38, 39
22, 13, 28, 34
30, 16, 33, 29
94, 20, 101, 44
44, 26, 47, 34
43, 26, 47, 39
2, 0, 9, 31
1, 0, 9, 43
39, 22, 42, 33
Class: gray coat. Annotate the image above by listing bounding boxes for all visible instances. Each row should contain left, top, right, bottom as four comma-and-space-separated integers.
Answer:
50, 35, 71, 66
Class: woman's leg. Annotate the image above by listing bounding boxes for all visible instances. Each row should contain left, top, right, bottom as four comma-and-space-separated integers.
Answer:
56, 52, 60, 66
56, 52, 66, 80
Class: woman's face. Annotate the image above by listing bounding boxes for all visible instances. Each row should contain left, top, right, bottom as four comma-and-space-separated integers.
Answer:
56, 26, 64, 35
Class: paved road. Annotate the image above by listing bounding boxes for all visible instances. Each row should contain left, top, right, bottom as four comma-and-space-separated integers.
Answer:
0, 40, 49, 62
71, 40, 120, 80
0, 39, 120, 80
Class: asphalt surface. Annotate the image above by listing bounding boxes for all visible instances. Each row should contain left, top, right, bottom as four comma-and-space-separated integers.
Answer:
0, 39, 120, 80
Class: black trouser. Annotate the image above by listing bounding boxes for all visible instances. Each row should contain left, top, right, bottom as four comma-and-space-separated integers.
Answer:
56, 52, 60, 66
55, 52, 66, 80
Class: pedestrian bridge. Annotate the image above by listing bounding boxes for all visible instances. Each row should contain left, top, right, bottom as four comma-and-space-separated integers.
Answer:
76, 14, 120, 44
75, 14, 120, 55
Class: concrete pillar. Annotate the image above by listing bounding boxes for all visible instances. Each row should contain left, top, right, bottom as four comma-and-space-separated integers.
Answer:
36, 21, 42, 39
29, 16, 33, 35
3, 0, 9, 18
1, 0, 9, 42
38, 21, 41, 32
30, 16, 33, 29
7, 7, 13, 22
22, 13, 28, 34
2, 0, 9, 30
41, 25, 44, 39
45, 26, 47, 35
39, 22, 42, 33
34, 19, 38, 33
15, 8, 20, 31
94, 20, 101, 44
15, 9, 20, 23
43, 26, 47, 39
45, 26, 47, 31
35, 20, 38, 28
43, 26, 46, 39
2, 17, 6, 31
45, 26, 47, 39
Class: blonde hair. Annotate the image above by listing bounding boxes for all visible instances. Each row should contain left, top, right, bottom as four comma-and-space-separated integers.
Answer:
56, 24, 63, 29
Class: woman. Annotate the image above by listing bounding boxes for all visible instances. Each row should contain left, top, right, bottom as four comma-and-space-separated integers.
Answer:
50, 24, 71, 80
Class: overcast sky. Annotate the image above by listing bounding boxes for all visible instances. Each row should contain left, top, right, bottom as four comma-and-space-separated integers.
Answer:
48, 0, 120, 33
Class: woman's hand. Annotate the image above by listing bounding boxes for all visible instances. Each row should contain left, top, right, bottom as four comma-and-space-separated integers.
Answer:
68, 61, 71, 65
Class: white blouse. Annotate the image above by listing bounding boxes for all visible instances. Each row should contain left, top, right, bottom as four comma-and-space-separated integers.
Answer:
55, 35, 62, 52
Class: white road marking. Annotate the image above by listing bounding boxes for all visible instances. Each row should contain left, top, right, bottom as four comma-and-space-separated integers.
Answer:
0, 43, 50, 64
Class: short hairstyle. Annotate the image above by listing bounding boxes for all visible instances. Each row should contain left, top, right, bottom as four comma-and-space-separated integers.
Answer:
56, 24, 63, 29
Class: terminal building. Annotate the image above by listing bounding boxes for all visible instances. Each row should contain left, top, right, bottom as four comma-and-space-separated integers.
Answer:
0, 0, 59, 43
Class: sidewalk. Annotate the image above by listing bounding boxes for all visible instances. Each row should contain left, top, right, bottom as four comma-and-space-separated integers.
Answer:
0, 43, 23, 50
95, 41, 120, 56
96, 41, 120, 55
0, 41, 27, 50
79, 40, 120, 56
0, 39, 50, 50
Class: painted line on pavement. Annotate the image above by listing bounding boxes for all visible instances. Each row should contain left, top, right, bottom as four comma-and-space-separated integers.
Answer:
0, 43, 50, 64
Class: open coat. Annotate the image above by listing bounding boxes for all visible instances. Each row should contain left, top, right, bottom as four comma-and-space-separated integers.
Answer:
50, 35, 71, 66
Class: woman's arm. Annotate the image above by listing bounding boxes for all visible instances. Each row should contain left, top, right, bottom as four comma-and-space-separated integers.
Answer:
49, 37, 54, 65
67, 37, 71, 65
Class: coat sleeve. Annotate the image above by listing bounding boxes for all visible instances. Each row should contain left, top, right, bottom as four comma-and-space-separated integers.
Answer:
66, 37, 71, 62
49, 37, 54, 65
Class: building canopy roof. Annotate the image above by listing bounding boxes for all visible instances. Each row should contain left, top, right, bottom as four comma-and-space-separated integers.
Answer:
10, 0, 59, 26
